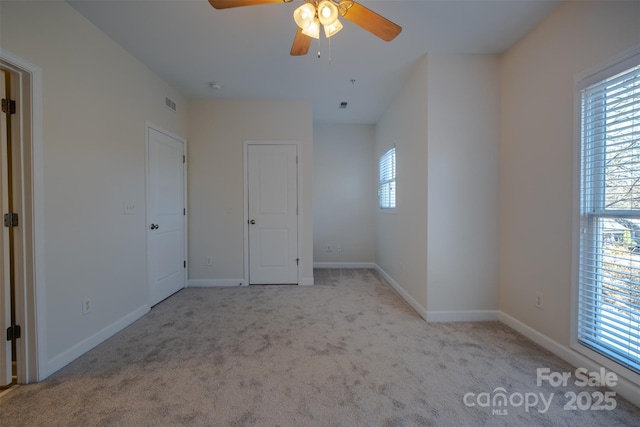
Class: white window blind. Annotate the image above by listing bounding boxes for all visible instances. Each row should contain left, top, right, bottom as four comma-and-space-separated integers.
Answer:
578, 60, 640, 374
379, 147, 396, 209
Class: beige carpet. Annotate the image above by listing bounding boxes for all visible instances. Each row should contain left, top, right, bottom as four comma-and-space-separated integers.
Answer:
1, 269, 638, 426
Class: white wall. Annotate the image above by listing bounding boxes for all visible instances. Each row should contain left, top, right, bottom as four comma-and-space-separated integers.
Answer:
187, 98, 314, 285
500, 0, 640, 347
0, 1, 187, 376
313, 124, 376, 265
375, 55, 429, 310
374, 53, 501, 319
426, 54, 500, 318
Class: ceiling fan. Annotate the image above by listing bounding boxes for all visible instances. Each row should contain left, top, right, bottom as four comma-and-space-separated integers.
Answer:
208, 0, 402, 56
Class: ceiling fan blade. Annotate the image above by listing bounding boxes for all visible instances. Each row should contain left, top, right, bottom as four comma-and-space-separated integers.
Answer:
208, 0, 284, 10
290, 28, 312, 56
342, 2, 402, 42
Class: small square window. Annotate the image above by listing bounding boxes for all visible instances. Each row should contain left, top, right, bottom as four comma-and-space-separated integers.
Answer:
379, 148, 396, 209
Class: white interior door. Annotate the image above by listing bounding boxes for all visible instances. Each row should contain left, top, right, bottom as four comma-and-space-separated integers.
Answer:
147, 126, 185, 306
248, 144, 298, 284
0, 69, 12, 386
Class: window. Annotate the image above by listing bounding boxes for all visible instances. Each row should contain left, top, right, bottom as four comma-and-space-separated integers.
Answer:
379, 147, 396, 209
577, 53, 640, 375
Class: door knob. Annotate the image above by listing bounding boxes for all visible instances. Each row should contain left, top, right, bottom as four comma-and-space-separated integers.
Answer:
150, 224, 159, 230
249, 219, 256, 225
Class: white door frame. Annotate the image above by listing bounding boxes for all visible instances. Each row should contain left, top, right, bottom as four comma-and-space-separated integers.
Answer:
145, 122, 188, 303
243, 141, 302, 286
0, 49, 46, 383
0, 68, 11, 386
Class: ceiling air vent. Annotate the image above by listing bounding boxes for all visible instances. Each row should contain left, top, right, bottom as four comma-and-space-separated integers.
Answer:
339, 101, 348, 109
165, 97, 177, 112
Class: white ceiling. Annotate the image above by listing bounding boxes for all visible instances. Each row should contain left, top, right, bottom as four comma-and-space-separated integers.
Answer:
68, 0, 561, 124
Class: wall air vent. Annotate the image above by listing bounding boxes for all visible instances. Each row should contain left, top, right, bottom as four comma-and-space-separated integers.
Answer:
165, 97, 177, 112
339, 101, 348, 109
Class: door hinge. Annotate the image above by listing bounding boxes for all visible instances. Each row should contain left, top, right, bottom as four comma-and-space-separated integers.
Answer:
184, 260, 186, 268
3, 213, 18, 228
183, 208, 186, 216
6, 325, 21, 341
183, 155, 186, 163
1, 98, 16, 115
296, 258, 299, 266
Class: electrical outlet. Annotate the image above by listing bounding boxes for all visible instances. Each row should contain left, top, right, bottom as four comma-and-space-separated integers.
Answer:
535, 292, 544, 310
206, 256, 212, 266
336, 245, 342, 253
82, 297, 92, 315
327, 245, 332, 252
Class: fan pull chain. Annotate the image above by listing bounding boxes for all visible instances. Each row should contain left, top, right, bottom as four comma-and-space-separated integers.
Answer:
315, 36, 332, 62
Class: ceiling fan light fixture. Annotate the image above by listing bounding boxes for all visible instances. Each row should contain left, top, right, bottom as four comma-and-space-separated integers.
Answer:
323, 19, 343, 38
209, 0, 402, 57
317, 0, 339, 26
301, 17, 321, 39
293, 3, 316, 28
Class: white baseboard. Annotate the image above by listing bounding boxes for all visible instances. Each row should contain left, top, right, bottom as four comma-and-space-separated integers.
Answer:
188, 278, 314, 286
374, 265, 499, 323
426, 310, 499, 322
375, 265, 499, 322
300, 277, 314, 286
499, 311, 640, 407
46, 304, 149, 377
313, 262, 376, 269
187, 279, 245, 287
375, 265, 428, 321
